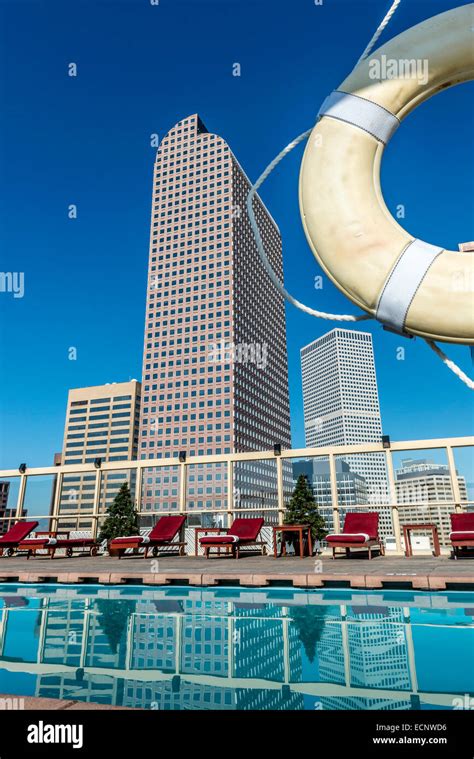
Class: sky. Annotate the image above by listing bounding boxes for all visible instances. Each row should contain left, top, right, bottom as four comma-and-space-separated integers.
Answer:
0, 0, 473, 471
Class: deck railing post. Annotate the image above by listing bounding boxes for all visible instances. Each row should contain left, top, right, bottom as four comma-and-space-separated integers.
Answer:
15, 474, 27, 522
446, 446, 462, 512
50, 471, 63, 533
276, 456, 284, 525
179, 462, 187, 513
134, 463, 143, 516
91, 469, 102, 541
329, 454, 340, 533
385, 450, 402, 553
227, 460, 234, 528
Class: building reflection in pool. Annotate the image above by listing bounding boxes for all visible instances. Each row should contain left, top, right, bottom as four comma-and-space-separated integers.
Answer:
0, 586, 472, 711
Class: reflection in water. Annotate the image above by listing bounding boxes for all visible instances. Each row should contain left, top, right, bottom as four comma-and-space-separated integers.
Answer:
0, 586, 472, 710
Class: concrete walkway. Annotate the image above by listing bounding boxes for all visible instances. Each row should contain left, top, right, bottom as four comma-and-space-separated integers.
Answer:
0, 553, 473, 589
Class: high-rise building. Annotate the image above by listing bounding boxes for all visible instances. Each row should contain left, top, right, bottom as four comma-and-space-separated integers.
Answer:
300, 329, 389, 510
59, 381, 141, 525
139, 114, 291, 518
395, 458, 468, 545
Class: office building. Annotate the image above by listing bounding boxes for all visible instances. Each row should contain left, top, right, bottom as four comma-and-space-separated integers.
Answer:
395, 458, 468, 546
301, 329, 389, 508
59, 381, 141, 524
138, 114, 291, 517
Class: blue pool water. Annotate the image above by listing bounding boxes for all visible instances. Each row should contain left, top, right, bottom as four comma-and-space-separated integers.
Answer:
0, 584, 472, 710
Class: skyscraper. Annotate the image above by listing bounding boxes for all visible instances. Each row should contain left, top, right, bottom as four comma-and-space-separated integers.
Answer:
300, 329, 388, 505
139, 114, 291, 516
59, 380, 141, 524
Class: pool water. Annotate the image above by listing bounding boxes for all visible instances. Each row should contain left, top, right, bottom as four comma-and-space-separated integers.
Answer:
0, 584, 472, 710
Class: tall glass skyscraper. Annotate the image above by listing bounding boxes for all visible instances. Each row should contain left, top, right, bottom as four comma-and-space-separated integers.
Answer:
139, 114, 291, 516
300, 328, 389, 505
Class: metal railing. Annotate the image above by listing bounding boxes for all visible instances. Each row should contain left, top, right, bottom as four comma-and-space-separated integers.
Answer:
0, 435, 472, 555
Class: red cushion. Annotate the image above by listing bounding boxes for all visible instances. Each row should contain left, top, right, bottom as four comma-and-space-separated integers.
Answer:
149, 516, 186, 542
0, 521, 39, 545
228, 518, 264, 541
110, 536, 144, 546
451, 513, 474, 532
200, 535, 238, 545
19, 539, 50, 548
326, 534, 369, 544
450, 531, 474, 541
342, 512, 379, 539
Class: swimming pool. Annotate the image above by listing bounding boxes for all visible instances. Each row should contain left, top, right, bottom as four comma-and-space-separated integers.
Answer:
0, 584, 472, 710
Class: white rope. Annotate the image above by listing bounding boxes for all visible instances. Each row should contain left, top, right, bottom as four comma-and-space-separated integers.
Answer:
425, 340, 474, 390
246, 129, 371, 323
356, 0, 403, 64
246, 0, 473, 389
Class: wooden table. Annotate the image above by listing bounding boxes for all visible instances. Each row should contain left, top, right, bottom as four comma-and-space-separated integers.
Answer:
273, 524, 313, 558
402, 523, 441, 557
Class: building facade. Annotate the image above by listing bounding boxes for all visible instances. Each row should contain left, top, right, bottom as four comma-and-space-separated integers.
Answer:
59, 381, 141, 526
395, 458, 468, 546
300, 329, 389, 513
138, 114, 291, 519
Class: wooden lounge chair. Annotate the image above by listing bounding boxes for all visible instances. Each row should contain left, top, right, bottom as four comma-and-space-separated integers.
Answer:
0, 521, 39, 557
325, 512, 384, 559
450, 513, 474, 559
18, 531, 99, 559
199, 518, 266, 559
109, 515, 186, 559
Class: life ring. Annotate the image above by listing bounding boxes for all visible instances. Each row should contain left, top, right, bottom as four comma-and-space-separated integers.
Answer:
299, 4, 474, 344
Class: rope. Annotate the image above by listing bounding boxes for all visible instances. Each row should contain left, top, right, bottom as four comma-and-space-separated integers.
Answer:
246, 129, 371, 323
356, 0, 403, 64
425, 340, 474, 391
246, 0, 473, 389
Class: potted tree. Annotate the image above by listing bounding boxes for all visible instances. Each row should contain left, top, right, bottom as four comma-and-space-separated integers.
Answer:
99, 482, 139, 556
283, 474, 326, 555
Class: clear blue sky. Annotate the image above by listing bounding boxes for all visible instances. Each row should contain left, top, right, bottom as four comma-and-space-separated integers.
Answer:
0, 0, 472, 471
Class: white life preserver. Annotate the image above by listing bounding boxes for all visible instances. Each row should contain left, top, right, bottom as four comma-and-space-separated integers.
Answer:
299, 3, 474, 344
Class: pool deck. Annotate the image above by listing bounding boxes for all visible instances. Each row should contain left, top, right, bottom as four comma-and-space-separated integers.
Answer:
0, 695, 134, 710
0, 553, 473, 590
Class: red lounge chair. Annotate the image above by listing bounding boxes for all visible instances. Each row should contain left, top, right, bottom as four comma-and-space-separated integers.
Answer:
450, 513, 474, 559
109, 515, 186, 559
199, 518, 266, 559
0, 521, 39, 557
325, 512, 384, 559
18, 531, 99, 559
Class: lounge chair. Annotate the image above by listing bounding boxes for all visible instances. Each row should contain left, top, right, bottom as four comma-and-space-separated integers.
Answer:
450, 513, 474, 559
109, 515, 186, 558
0, 521, 39, 557
199, 518, 266, 559
18, 531, 99, 559
325, 512, 384, 559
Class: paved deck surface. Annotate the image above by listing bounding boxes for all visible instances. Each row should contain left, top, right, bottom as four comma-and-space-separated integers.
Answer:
0, 694, 134, 710
0, 553, 473, 589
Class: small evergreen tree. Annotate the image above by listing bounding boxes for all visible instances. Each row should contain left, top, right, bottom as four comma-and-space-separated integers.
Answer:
96, 599, 135, 656
99, 482, 139, 543
284, 474, 327, 543
289, 606, 328, 663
